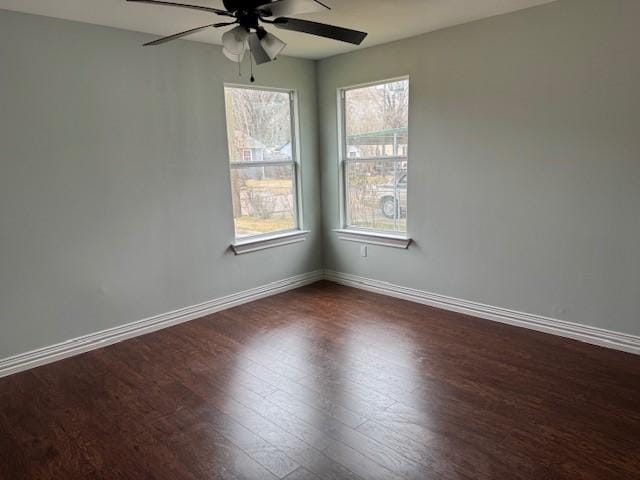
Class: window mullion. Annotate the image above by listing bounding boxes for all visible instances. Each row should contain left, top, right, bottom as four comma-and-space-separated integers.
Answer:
230, 161, 294, 169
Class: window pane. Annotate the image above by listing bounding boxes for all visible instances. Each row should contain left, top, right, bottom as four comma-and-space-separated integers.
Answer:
225, 87, 292, 163
231, 165, 296, 239
345, 80, 408, 160
346, 160, 407, 232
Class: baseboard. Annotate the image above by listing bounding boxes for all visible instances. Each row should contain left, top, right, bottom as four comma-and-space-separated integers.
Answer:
0, 270, 324, 379
324, 270, 640, 355
2, 268, 637, 379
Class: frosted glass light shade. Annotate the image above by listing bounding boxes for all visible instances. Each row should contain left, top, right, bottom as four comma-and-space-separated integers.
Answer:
222, 26, 249, 56
260, 32, 286, 60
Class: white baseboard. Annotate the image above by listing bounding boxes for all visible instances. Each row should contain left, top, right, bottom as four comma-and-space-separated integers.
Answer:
0, 270, 324, 379
2, 268, 637, 379
324, 270, 640, 355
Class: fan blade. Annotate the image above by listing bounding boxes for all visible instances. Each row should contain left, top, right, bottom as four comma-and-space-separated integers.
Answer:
248, 33, 273, 65
274, 18, 367, 45
312, 0, 331, 9
126, 0, 233, 17
258, 0, 327, 18
143, 24, 215, 46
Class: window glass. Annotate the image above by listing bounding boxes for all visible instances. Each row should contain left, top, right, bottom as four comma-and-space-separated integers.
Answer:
341, 79, 409, 233
225, 86, 299, 239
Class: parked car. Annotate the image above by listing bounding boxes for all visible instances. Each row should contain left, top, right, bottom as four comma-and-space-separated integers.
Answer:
377, 173, 407, 219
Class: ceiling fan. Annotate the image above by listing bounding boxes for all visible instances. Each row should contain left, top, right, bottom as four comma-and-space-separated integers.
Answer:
127, 0, 367, 80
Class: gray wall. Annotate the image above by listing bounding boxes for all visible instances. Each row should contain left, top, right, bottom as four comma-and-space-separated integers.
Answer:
0, 10, 322, 358
318, 0, 640, 336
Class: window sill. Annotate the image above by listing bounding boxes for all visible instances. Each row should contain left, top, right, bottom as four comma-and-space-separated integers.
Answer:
232, 230, 310, 255
334, 229, 412, 249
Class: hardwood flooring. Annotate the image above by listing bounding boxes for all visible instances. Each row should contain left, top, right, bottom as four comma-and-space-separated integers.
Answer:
1, 281, 639, 479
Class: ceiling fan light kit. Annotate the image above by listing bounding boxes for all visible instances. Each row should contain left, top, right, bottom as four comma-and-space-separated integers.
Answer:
127, 0, 367, 82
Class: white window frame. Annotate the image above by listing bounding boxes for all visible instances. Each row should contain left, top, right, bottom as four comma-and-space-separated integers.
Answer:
336, 76, 411, 246
224, 84, 307, 253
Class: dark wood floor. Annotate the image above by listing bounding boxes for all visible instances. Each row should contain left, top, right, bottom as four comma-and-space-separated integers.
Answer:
1, 281, 639, 479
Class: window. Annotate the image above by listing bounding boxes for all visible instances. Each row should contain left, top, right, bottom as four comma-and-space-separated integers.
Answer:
224, 86, 300, 240
339, 78, 409, 233
241, 149, 253, 162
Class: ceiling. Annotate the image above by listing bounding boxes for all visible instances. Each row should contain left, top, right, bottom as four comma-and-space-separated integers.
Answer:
0, 0, 556, 59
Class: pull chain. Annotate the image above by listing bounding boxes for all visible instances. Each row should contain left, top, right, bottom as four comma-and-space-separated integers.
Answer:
250, 49, 255, 83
